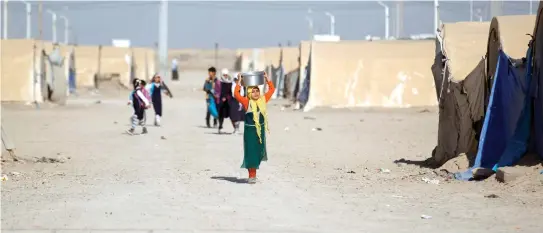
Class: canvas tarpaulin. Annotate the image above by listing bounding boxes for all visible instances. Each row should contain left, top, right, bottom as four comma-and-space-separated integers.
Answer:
430, 21, 489, 166
297, 47, 311, 108
455, 15, 538, 180
433, 59, 486, 166
431, 38, 444, 100
531, 1, 543, 161
456, 49, 533, 180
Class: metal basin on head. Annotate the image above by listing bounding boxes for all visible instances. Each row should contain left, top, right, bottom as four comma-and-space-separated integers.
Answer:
241, 71, 265, 87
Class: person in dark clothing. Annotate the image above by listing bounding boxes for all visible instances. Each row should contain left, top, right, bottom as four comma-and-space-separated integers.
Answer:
146, 74, 172, 126
216, 68, 236, 134
203, 67, 218, 128
230, 72, 246, 134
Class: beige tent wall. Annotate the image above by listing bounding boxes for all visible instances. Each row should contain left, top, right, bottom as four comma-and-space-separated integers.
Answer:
487, 15, 536, 80
236, 48, 263, 71
281, 47, 299, 74
236, 47, 299, 73
100, 46, 131, 88
73, 45, 99, 88
441, 21, 490, 82
169, 48, 237, 71
132, 47, 156, 81
306, 40, 437, 111
1, 39, 37, 102
0, 39, 67, 102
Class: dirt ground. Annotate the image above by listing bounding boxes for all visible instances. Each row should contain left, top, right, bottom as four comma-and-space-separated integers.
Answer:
1, 71, 543, 233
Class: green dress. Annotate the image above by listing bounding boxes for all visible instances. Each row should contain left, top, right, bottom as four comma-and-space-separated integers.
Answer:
241, 109, 268, 169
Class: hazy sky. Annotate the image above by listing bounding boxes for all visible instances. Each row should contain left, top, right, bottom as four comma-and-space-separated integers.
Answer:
2, 1, 538, 49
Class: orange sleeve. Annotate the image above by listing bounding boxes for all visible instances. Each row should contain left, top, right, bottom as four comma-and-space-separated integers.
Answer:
264, 80, 275, 103
234, 83, 249, 110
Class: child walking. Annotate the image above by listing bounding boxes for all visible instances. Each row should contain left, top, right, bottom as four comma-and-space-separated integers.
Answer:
127, 79, 150, 135
233, 72, 275, 184
146, 74, 172, 126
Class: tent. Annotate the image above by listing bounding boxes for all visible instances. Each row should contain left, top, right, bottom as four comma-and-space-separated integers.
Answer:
455, 15, 539, 180
431, 21, 490, 167
531, 1, 543, 166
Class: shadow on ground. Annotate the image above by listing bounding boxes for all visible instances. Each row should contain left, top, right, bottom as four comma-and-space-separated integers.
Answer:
210, 176, 247, 184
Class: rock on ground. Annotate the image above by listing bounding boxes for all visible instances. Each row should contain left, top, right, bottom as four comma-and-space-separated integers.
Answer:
438, 153, 470, 173
496, 167, 526, 183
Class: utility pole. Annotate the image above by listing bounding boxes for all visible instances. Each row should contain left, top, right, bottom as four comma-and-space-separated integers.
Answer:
38, 2, 43, 42
434, 0, 439, 34
61, 6, 68, 44
490, 0, 503, 18
22, 0, 31, 39
2, 0, 8, 39
470, 0, 473, 21
60, 15, 68, 44
395, 0, 403, 38
377, 1, 389, 40
46, 9, 57, 43
214, 42, 218, 68
324, 12, 335, 36
158, 0, 168, 80
306, 8, 313, 40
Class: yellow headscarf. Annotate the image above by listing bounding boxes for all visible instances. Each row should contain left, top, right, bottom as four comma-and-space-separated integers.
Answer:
248, 86, 269, 144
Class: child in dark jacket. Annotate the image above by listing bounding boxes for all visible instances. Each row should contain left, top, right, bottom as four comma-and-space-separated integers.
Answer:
146, 74, 172, 126
127, 79, 150, 135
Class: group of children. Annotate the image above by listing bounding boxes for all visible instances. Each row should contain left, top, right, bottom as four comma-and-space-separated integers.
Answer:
127, 68, 275, 184
127, 74, 172, 135
203, 67, 246, 134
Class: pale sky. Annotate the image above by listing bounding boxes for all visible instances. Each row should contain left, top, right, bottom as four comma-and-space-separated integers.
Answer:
3, 1, 538, 49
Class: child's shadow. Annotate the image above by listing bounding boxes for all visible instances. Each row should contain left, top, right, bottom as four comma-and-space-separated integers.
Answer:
210, 176, 247, 184
204, 132, 233, 135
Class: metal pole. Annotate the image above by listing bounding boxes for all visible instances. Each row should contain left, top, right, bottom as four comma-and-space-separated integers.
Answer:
530, 0, 533, 14
324, 12, 335, 36
306, 8, 313, 40
395, 1, 403, 38
490, 0, 503, 18
46, 9, 57, 43
377, 1, 389, 40
60, 15, 68, 44
434, 0, 439, 35
2, 0, 8, 39
25, 2, 31, 39
470, 0, 473, 21
38, 2, 43, 42
214, 42, 218, 68
305, 16, 313, 40
158, 0, 168, 80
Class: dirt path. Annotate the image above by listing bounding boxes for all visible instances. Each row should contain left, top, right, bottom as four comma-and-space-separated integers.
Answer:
1, 72, 542, 233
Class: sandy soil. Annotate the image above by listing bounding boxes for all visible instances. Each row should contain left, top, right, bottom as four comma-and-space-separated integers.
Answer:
1, 71, 543, 233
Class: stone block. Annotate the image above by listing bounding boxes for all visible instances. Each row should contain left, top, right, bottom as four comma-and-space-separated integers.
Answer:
496, 167, 525, 183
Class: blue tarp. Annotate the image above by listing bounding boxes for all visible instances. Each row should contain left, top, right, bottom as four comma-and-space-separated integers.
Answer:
456, 49, 533, 180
